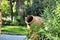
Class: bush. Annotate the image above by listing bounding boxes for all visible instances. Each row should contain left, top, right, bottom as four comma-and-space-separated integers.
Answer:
10, 20, 19, 26
10, 16, 26, 26
16, 16, 26, 26
26, 1, 60, 40
2, 19, 12, 25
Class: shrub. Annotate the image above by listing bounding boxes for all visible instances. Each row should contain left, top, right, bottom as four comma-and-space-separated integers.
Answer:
26, 1, 60, 40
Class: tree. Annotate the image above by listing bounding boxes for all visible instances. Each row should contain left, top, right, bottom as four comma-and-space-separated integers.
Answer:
15, 0, 26, 25
16, 0, 25, 18
1, 0, 11, 17
9, 0, 14, 20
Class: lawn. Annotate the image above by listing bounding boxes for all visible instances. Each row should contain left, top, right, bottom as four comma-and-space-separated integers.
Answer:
1, 26, 28, 35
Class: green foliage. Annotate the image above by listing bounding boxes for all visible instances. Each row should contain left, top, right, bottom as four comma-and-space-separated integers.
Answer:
10, 16, 26, 26
1, 0, 10, 17
2, 19, 11, 25
10, 20, 19, 26
25, 0, 48, 16
16, 16, 26, 26
1, 0, 60, 40
27, 1, 60, 40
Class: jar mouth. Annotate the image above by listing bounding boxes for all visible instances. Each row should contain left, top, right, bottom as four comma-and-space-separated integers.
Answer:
27, 15, 33, 23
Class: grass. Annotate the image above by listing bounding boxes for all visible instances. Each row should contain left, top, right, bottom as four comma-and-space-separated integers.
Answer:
1, 26, 28, 35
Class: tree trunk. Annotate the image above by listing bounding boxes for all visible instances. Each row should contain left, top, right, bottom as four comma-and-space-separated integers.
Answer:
16, 0, 25, 19
10, 0, 13, 20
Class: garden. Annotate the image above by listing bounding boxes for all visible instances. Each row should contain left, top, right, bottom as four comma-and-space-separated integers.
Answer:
0, 0, 60, 40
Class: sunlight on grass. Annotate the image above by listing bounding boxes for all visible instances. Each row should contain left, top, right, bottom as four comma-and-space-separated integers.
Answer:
2, 26, 28, 34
